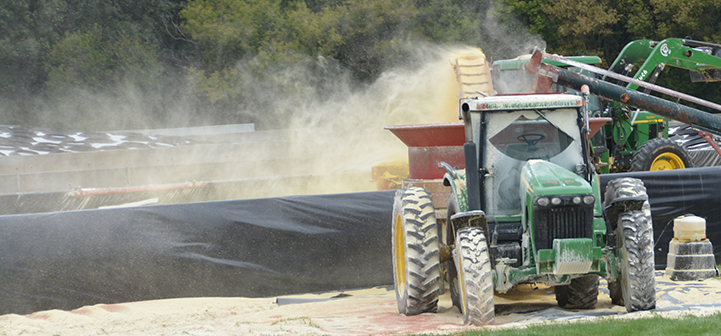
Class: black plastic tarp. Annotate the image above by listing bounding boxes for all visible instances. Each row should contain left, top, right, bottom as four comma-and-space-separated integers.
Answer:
600, 166, 721, 268
1, 167, 721, 316
0, 191, 395, 315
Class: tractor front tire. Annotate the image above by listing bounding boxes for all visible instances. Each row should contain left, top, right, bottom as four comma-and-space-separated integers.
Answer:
616, 209, 656, 312
555, 274, 599, 309
446, 190, 462, 309
630, 137, 691, 171
455, 227, 495, 325
392, 187, 442, 315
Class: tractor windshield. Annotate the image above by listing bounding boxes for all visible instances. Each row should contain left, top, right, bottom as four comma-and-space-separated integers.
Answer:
489, 114, 574, 161
482, 108, 584, 217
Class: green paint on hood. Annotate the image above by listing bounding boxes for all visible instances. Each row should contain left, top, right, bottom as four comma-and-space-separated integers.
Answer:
521, 160, 591, 196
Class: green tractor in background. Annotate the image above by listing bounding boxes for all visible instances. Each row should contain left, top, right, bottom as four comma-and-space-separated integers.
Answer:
392, 91, 657, 325
603, 38, 721, 172
490, 38, 721, 174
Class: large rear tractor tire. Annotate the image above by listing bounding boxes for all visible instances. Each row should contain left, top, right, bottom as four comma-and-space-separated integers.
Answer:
392, 187, 442, 315
630, 137, 691, 171
616, 209, 656, 312
555, 274, 599, 309
455, 227, 495, 325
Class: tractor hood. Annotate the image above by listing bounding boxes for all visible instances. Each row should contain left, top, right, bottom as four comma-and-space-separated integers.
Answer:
520, 160, 592, 197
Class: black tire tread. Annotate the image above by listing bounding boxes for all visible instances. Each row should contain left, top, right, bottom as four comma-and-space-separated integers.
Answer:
555, 275, 599, 309
603, 177, 647, 205
629, 137, 691, 172
392, 187, 442, 315
455, 227, 495, 325
618, 210, 656, 312
603, 177, 649, 231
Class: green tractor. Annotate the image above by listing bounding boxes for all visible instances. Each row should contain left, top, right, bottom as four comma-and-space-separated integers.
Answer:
602, 38, 721, 172
489, 39, 721, 174
392, 92, 657, 325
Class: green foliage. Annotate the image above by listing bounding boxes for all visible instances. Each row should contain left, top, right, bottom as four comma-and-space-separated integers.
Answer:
275, 2, 343, 57
541, 0, 618, 55
647, 0, 721, 39
0, 0, 720, 130
186, 66, 238, 105
413, 0, 484, 43
179, 0, 424, 81
0, 0, 188, 130
504, 0, 721, 63
0, 0, 67, 93
499, 0, 721, 104
46, 25, 164, 93
180, 0, 284, 70
331, 0, 420, 80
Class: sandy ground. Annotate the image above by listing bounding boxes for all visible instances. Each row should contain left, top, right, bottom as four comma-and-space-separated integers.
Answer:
1, 272, 720, 336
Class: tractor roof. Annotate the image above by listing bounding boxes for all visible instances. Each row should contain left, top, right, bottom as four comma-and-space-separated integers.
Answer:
465, 94, 584, 112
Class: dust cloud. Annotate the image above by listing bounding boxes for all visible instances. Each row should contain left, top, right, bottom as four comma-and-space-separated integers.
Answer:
243, 44, 483, 197
2, 41, 547, 206
481, 3, 547, 63
12, 44, 499, 203
250, 33, 548, 197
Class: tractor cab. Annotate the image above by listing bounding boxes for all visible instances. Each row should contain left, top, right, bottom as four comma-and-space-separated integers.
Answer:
491, 55, 608, 171
463, 94, 592, 218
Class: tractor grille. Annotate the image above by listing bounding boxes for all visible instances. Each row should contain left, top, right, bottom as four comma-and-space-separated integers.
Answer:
533, 206, 593, 251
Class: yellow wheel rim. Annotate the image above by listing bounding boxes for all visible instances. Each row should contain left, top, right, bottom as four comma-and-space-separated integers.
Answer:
394, 213, 406, 292
650, 153, 685, 171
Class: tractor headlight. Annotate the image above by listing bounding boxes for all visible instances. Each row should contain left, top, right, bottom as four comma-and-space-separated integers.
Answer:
572, 196, 582, 204
537, 197, 549, 206
551, 197, 562, 206
583, 195, 595, 205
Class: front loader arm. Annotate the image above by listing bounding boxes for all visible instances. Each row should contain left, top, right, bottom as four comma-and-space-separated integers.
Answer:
609, 38, 721, 91
526, 49, 721, 137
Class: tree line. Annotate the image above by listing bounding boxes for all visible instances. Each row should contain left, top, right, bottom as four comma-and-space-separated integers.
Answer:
1, 0, 719, 131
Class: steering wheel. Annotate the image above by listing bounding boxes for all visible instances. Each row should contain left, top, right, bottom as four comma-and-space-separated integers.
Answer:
517, 133, 545, 151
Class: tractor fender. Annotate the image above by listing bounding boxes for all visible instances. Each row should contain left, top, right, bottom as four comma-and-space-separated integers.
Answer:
443, 169, 483, 237
443, 170, 467, 212
450, 210, 489, 242
602, 177, 648, 231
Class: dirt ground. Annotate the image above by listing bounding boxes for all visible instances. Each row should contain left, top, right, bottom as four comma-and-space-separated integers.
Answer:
1, 272, 720, 336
